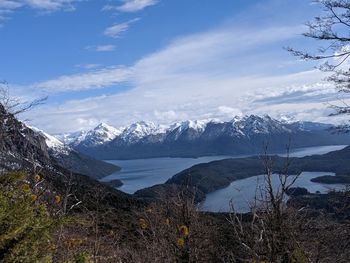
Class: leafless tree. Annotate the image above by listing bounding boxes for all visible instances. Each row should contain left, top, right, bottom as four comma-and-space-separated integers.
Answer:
0, 81, 47, 116
228, 146, 309, 262
288, 0, 350, 127
122, 186, 221, 263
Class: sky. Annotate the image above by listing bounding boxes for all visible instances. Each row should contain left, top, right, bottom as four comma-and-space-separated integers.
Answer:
0, 0, 349, 134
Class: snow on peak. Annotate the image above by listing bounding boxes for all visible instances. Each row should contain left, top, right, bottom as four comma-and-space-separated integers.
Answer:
170, 120, 209, 133
93, 122, 122, 138
56, 131, 87, 146
278, 114, 296, 124
167, 119, 211, 141
230, 115, 242, 123
120, 121, 166, 142
28, 126, 62, 148
232, 115, 288, 135
51, 114, 331, 148
55, 123, 122, 147
95, 122, 118, 132
288, 121, 333, 132
28, 126, 70, 155
84, 123, 122, 145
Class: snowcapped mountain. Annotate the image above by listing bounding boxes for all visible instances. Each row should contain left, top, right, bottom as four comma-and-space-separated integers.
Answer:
27, 125, 120, 179
288, 121, 333, 132
0, 101, 120, 179
169, 120, 210, 133
57, 123, 122, 147
56, 130, 87, 146
58, 115, 350, 160
28, 126, 69, 155
234, 115, 290, 136
167, 120, 211, 141
62, 121, 168, 149
120, 121, 166, 144
80, 123, 122, 147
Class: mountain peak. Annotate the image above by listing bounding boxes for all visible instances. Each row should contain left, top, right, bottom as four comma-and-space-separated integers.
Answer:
233, 114, 287, 135
94, 122, 122, 135
54, 114, 340, 152
230, 115, 242, 123
95, 122, 112, 129
56, 130, 87, 146
28, 126, 67, 153
80, 123, 122, 146
120, 121, 166, 143
172, 120, 209, 132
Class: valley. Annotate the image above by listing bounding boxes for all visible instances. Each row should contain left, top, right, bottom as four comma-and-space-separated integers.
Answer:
133, 145, 350, 208
100, 144, 347, 194
201, 171, 344, 213
3, 1, 350, 261
56, 115, 350, 160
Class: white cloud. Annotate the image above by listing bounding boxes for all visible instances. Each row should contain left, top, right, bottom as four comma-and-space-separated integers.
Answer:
25, 0, 78, 11
85, 45, 116, 52
103, 18, 139, 38
103, 0, 158, 13
34, 24, 303, 93
95, 44, 115, 52
0, 0, 22, 9
25, 72, 349, 134
0, 0, 80, 11
22, 21, 350, 133
75, 63, 101, 69
0, 0, 22, 21
33, 66, 132, 92
217, 106, 243, 118
0, 0, 80, 22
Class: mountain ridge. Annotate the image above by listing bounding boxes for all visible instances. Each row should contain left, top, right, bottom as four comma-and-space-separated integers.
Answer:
57, 115, 338, 145
135, 145, 350, 203
51, 115, 350, 159
0, 103, 136, 211
30, 126, 121, 179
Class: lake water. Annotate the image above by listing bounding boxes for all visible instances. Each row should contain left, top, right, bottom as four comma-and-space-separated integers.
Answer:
280, 144, 348, 157
101, 145, 347, 195
200, 172, 345, 213
102, 155, 234, 194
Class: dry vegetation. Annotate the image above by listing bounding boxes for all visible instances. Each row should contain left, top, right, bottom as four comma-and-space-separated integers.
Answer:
1, 151, 349, 263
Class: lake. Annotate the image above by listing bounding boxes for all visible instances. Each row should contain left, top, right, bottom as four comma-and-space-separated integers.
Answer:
200, 171, 345, 213
101, 145, 347, 195
102, 155, 234, 193
279, 144, 348, 157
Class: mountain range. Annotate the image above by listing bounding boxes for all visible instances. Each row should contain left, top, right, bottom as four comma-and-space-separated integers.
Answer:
55, 115, 350, 160
135, 146, 350, 203
29, 126, 120, 179
0, 103, 130, 200
0, 102, 146, 250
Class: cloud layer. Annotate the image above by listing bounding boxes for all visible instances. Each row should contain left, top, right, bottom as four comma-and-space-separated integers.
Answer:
21, 21, 350, 133
85, 45, 116, 52
0, 0, 81, 22
5, 0, 347, 134
102, 0, 158, 13
104, 18, 140, 38
33, 66, 132, 92
0, 0, 80, 12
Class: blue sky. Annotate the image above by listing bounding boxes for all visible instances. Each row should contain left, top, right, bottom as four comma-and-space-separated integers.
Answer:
0, 0, 348, 133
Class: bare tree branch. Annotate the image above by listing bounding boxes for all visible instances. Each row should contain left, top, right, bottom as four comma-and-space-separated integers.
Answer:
0, 81, 47, 116
288, 0, 350, 131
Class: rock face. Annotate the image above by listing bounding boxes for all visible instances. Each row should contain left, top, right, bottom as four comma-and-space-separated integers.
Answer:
0, 104, 120, 180
0, 103, 132, 211
0, 104, 51, 171
31, 127, 120, 179
60, 115, 350, 160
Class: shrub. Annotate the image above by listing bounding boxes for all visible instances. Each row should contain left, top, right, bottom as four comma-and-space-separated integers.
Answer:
0, 171, 55, 262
